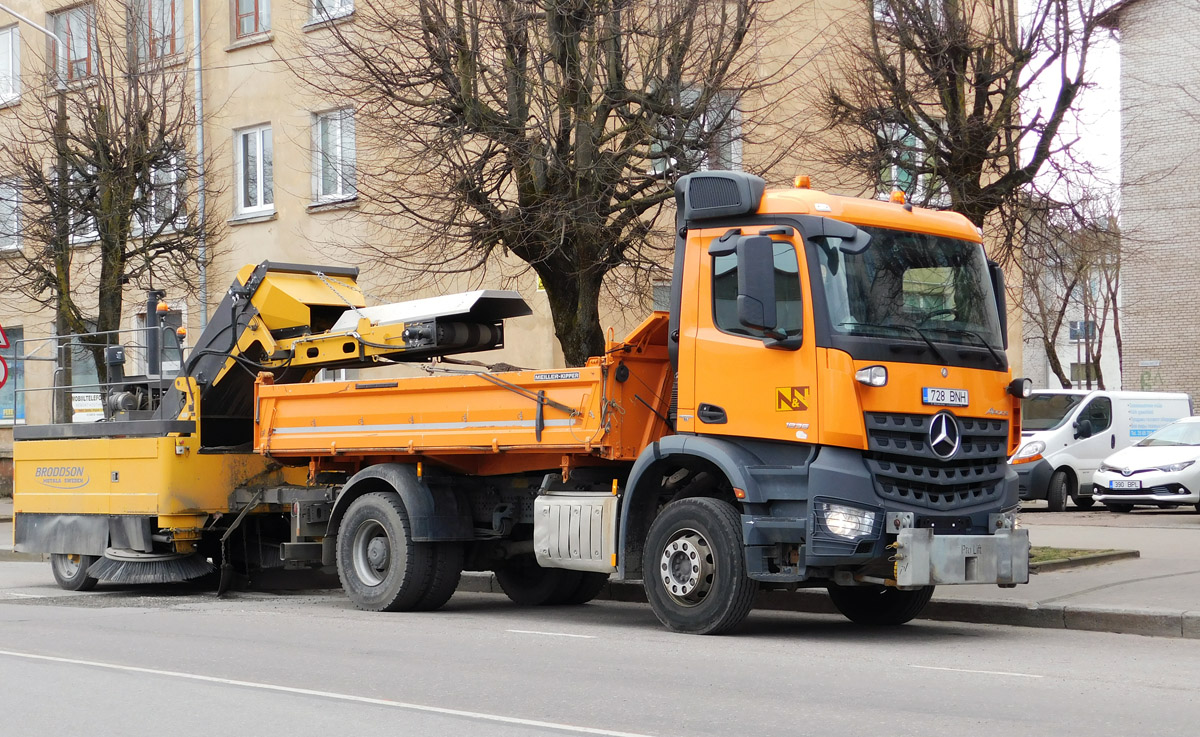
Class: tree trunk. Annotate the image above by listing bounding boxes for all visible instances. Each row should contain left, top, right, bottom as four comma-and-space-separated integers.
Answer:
541, 269, 606, 367
1043, 336, 1072, 388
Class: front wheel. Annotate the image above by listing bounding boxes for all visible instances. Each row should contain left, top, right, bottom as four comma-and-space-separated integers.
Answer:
1106, 503, 1133, 513
50, 554, 99, 592
642, 497, 757, 635
1047, 470, 1070, 512
827, 584, 935, 626
336, 492, 436, 612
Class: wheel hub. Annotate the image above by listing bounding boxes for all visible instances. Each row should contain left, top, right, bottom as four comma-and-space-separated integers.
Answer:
658, 530, 715, 606
351, 520, 393, 587
367, 537, 390, 569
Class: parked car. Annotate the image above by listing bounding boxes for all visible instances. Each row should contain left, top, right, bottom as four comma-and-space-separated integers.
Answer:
1092, 417, 1200, 512
1010, 390, 1192, 511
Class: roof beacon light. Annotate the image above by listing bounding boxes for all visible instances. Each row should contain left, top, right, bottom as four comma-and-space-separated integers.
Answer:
794, 175, 811, 189
889, 190, 906, 204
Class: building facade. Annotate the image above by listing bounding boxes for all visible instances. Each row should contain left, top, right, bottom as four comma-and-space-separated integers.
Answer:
1102, 0, 1200, 401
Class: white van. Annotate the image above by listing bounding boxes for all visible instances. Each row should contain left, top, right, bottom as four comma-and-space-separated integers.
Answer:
1010, 390, 1193, 511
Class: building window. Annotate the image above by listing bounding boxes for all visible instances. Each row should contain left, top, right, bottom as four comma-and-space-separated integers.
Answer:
133, 0, 183, 61
51, 5, 98, 82
0, 179, 18, 251
235, 0, 270, 37
311, 0, 353, 21
1070, 362, 1100, 385
0, 25, 19, 104
0, 326, 24, 424
51, 165, 98, 243
878, 123, 949, 207
649, 88, 742, 176
1069, 320, 1096, 342
313, 109, 356, 202
136, 156, 185, 233
234, 124, 273, 216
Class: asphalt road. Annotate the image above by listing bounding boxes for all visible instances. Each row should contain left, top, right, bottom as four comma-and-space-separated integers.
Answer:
1, 562, 1199, 737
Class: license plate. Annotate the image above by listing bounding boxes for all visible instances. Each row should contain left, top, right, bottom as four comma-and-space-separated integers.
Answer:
1109, 480, 1142, 490
922, 387, 969, 407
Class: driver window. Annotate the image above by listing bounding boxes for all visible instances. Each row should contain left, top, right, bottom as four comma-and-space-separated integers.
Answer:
1080, 397, 1113, 433
712, 241, 803, 339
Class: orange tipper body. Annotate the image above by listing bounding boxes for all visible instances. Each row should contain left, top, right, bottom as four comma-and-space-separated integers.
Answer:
13, 172, 1032, 635
255, 313, 674, 475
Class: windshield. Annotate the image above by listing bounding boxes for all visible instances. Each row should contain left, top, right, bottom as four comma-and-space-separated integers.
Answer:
816, 226, 1003, 349
1022, 393, 1084, 431
1137, 421, 1200, 447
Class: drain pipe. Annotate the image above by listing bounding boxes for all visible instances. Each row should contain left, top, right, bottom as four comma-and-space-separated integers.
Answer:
191, 0, 209, 328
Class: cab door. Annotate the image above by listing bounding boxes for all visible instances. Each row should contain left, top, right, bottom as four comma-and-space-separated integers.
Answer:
1071, 396, 1115, 488
677, 228, 819, 444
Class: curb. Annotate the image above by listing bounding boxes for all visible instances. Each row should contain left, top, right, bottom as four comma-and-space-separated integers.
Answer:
1030, 549, 1140, 573
0, 549, 45, 562
457, 572, 1199, 639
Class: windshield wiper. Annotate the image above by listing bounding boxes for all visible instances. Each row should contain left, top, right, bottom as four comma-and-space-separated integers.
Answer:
930, 327, 1005, 368
840, 322, 947, 364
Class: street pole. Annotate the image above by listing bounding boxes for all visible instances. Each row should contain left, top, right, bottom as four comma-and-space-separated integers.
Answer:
0, 2, 73, 422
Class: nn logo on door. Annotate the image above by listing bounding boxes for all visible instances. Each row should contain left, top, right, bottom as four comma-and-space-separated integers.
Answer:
775, 386, 811, 412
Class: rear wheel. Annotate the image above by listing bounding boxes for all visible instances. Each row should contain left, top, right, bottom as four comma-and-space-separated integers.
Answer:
1047, 470, 1070, 512
1106, 503, 1133, 513
561, 572, 610, 605
50, 554, 99, 592
494, 555, 583, 606
414, 542, 464, 611
827, 584, 935, 626
1072, 495, 1096, 510
336, 492, 436, 612
642, 497, 757, 635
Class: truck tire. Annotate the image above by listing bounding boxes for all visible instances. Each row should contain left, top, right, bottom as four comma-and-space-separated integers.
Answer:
494, 555, 582, 605
561, 572, 610, 605
414, 542, 465, 611
827, 584, 934, 626
50, 554, 99, 592
641, 497, 757, 635
1046, 470, 1070, 512
336, 492, 436, 612
1072, 495, 1096, 510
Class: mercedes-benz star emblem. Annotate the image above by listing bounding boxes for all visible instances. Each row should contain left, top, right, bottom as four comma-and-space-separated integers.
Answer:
928, 412, 961, 459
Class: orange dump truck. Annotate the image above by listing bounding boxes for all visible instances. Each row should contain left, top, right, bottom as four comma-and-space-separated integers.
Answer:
14, 170, 1031, 634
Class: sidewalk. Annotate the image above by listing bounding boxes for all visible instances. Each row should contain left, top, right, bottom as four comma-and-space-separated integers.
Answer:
5, 495, 1199, 638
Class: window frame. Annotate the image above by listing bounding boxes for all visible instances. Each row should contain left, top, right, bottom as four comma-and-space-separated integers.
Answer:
310, 0, 353, 22
50, 4, 98, 82
0, 177, 19, 252
0, 24, 20, 105
648, 87, 743, 176
233, 123, 274, 217
710, 237, 804, 344
134, 153, 186, 234
234, 0, 271, 38
312, 108, 356, 203
135, 0, 184, 62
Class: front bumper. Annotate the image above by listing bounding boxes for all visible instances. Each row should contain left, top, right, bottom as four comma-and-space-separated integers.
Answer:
1092, 480, 1199, 505
1013, 458, 1054, 501
892, 527, 1030, 587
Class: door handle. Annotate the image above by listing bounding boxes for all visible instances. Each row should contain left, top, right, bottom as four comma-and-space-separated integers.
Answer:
1111, 435, 1115, 449
697, 403, 727, 424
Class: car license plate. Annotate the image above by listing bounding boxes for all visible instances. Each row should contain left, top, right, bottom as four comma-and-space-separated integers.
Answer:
1109, 480, 1142, 490
922, 387, 969, 407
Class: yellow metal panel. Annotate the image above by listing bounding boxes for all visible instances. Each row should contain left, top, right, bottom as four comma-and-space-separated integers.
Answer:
14, 435, 280, 517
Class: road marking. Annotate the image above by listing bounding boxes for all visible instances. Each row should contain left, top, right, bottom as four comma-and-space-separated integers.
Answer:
910, 664, 1043, 679
0, 649, 650, 736
2, 592, 45, 599
506, 629, 597, 639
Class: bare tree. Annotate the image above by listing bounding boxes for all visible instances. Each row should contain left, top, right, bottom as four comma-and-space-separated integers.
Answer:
1020, 192, 1120, 388
0, 4, 222, 392
809, 0, 1107, 261
294, 0, 799, 365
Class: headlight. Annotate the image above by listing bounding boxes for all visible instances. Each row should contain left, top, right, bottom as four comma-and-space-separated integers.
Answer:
855, 365, 888, 387
1098, 461, 1116, 473
818, 502, 877, 540
1157, 461, 1195, 473
1011, 440, 1045, 464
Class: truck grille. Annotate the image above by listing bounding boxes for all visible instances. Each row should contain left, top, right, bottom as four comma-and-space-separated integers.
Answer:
863, 412, 1008, 511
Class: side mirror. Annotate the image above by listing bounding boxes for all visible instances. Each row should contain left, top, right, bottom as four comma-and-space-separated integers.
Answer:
1074, 419, 1094, 440
988, 260, 1008, 349
735, 235, 777, 332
